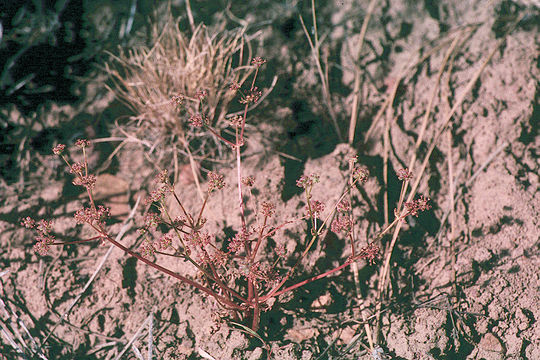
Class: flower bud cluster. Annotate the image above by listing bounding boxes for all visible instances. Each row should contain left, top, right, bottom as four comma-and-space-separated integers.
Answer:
195, 89, 208, 101
251, 57, 266, 67
306, 200, 325, 219
188, 113, 206, 127
352, 166, 369, 184
72, 174, 97, 190
171, 94, 184, 107
239, 87, 262, 104
296, 173, 320, 189
21, 217, 55, 256
75, 139, 91, 148
144, 212, 161, 229
185, 231, 211, 247
242, 175, 255, 187
207, 171, 225, 192
138, 233, 174, 259
145, 185, 170, 205
74, 205, 110, 225
227, 228, 250, 254
69, 162, 84, 175
228, 115, 244, 128
53, 144, 66, 155
336, 199, 351, 212
155, 169, 169, 184
261, 201, 276, 217
357, 243, 381, 265
397, 168, 413, 181
404, 195, 431, 217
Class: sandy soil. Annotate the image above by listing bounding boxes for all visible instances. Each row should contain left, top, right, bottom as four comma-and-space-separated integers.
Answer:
1, 0, 538, 359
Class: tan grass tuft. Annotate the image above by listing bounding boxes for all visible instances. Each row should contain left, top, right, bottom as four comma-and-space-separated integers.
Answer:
105, 17, 252, 158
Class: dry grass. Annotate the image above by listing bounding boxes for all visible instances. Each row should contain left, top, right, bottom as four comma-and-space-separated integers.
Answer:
105, 16, 253, 160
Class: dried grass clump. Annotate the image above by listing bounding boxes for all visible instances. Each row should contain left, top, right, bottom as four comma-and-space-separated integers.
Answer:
106, 18, 251, 158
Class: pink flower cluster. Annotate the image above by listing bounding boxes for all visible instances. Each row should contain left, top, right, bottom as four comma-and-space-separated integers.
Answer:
75, 139, 90, 148
69, 162, 84, 175
337, 199, 351, 212
171, 94, 184, 107
228, 228, 250, 254
195, 89, 208, 101
155, 169, 169, 184
296, 173, 320, 189
145, 185, 170, 205
352, 166, 369, 184
331, 215, 352, 235
261, 201, 276, 217
185, 231, 211, 248
207, 171, 225, 192
21, 217, 55, 256
157, 234, 173, 250
251, 57, 266, 67
143, 212, 161, 229
241, 175, 255, 187
138, 233, 174, 259
239, 87, 262, 104
72, 174, 97, 190
52, 144, 65, 155
404, 195, 431, 217
228, 82, 241, 92
188, 113, 206, 127
397, 168, 413, 181
74, 205, 110, 225
229, 115, 244, 128
306, 200, 325, 218
358, 243, 381, 265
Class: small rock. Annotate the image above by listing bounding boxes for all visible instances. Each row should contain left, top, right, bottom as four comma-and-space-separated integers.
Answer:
479, 332, 504, 353
287, 327, 318, 342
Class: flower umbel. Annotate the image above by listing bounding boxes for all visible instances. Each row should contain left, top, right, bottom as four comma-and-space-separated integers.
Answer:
239, 87, 262, 104
75, 139, 90, 148
52, 144, 66, 155
397, 168, 413, 181
336, 199, 351, 212
251, 57, 266, 67
207, 171, 225, 192
404, 195, 431, 217
261, 201, 276, 217
306, 200, 325, 219
188, 113, 206, 127
242, 175, 255, 187
171, 94, 184, 107
296, 174, 320, 189
21, 217, 35, 229
72, 174, 97, 190
228, 115, 243, 128
331, 215, 352, 235
352, 166, 369, 184
358, 243, 381, 265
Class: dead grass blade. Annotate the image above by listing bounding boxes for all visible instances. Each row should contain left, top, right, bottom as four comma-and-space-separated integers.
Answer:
113, 313, 152, 360
348, 0, 378, 144
373, 27, 511, 345
299, 0, 342, 140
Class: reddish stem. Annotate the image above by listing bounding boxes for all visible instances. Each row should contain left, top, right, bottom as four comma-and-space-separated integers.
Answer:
261, 260, 353, 301
52, 235, 103, 246
99, 231, 243, 310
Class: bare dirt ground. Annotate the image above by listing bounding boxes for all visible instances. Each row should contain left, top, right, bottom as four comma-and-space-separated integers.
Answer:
1, 0, 538, 359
